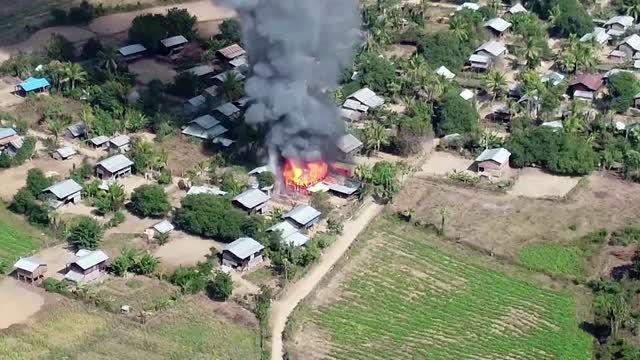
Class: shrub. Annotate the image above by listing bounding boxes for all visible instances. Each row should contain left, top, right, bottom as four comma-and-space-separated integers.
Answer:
610, 226, 640, 246
169, 262, 213, 294
130, 184, 171, 218
68, 217, 103, 250
0, 260, 9, 274
107, 211, 126, 228
26, 169, 53, 197
174, 194, 251, 242
219, 19, 242, 44
310, 192, 332, 217
42, 278, 69, 295
157, 170, 172, 185
257, 172, 274, 188
435, 91, 480, 136
206, 272, 233, 301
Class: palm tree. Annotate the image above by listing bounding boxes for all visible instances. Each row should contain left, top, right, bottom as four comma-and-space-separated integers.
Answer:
354, 164, 373, 183
81, 106, 96, 137
63, 63, 87, 90
563, 101, 587, 134
483, 70, 507, 104
363, 123, 390, 155
97, 46, 120, 75
439, 207, 449, 235
626, 1, 640, 22
123, 110, 148, 132
518, 37, 542, 69
221, 71, 243, 101
105, 183, 126, 213
449, 17, 469, 42
547, 5, 561, 28
46, 119, 66, 142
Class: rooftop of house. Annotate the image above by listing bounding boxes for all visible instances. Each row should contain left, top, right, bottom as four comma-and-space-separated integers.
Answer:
621, 34, 640, 51
343, 98, 369, 112
161, 35, 188, 48
483, 18, 512, 33
328, 182, 360, 196
44, 179, 82, 199
475, 40, 507, 57
211, 137, 235, 147
54, 146, 77, 159
229, 56, 248, 68
348, 87, 384, 108
337, 133, 363, 154
460, 89, 474, 100
233, 189, 270, 209
508, 3, 527, 14
189, 115, 220, 130
580, 29, 611, 44
475, 147, 511, 165
212, 69, 246, 83
152, 220, 175, 234
340, 108, 363, 122
224, 237, 264, 260
571, 73, 604, 91
182, 123, 228, 139
605, 15, 634, 28
284, 205, 321, 226
187, 95, 206, 107
541, 71, 565, 86
186, 64, 215, 77
14, 257, 46, 272
0, 127, 17, 139
217, 43, 246, 60
469, 54, 490, 64
118, 44, 146, 56
187, 185, 228, 196
435, 66, 455, 80
89, 135, 110, 146
456, 2, 480, 11
215, 102, 241, 117
109, 135, 130, 147
97, 154, 134, 173
19, 77, 50, 92
66, 123, 86, 137
71, 249, 109, 270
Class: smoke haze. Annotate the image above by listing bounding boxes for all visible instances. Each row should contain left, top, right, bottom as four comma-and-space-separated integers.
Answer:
216, 0, 361, 161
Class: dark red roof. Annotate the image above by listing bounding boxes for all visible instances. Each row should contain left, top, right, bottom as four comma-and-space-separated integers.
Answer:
570, 73, 604, 91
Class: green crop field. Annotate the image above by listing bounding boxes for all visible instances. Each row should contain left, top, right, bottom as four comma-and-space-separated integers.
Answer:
298, 217, 592, 360
0, 297, 261, 360
517, 244, 588, 277
0, 209, 44, 262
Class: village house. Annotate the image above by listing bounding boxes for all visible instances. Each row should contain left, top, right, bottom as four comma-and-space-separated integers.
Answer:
284, 205, 322, 230
339, 108, 363, 122
474, 41, 507, 64
233, 189, 270, 214
337, 133, 364, 160
185, 94, 207, 113
580, 28, 611, 46
435, 66, 455, 80
222, 237, 265, 271
4, 137, 23, 158
160, 35, 189, 57
182, 114, 228, 140
617, 34, 640, 58
506, 3, 527, 15
328, 182, 360, 198
13, 257, 47, 284
51, 146, 77, 160
215, 102, 241, 120
541, 71, 565, 86
96, 154, 134, 180
43, 178, 82, 208
66, 123, 86, 139
88, 135, 110, 149
15, 77, 50, 96
608, 49, 628, 63
345, 88, 385, 112
118, 44, 147, 61
475, 147, 511, 178
64, 249, 110, 285
483, 18, 512, 38
0, 128, 19, 150
217, 43, 246, 62
568, 74, 604, 100
186, 64, 215, 79
460, 89, 474, 101
469, 54, 491, 70
456, 2, 480, 11
151, 220, 174, 238
267, 221, 309, 247
212, 69, 246, 86
229, 56, 249, 72
604, 15, 634, 36
109, 134, 130, 153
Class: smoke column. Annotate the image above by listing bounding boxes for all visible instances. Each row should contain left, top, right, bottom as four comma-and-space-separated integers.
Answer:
216, 0, 361, 162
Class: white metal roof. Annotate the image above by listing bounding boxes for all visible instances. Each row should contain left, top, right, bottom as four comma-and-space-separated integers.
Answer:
475, 41, 507, 57
541, 72, 565, 86
182, 124, 228, 139
0, 128, 17, 139
636, 60, 640, 69
152, 220, 174, 234
605, 15, 634, 28
66, 123, 86, 137
118, 44, 146, 56
224, 237, 264, 259
211, 137, 235, 147
233, 189, 269, 209
97, 154, 134, 173
609, 50, 627, 58
342, 99, 369, 112
44, 179, 82, 199
72, 250, 109, 270
161, 35, 188, 48
268, 221, 299, 239
508, 3, 527, 14
475, 148, 511, 165
484, 18, 512, 33
189, 114, 220, 130
573, 90, 594, 100
284, 205, 321, 226
229, 56, 248, 68
186, 64, 215, 77
109, 135, 130, 147
64, 269, 85, 283
187, 185, 227, 196
456, 2, 480, 11
187, 95, 206, 108
212, 70, 246, 83
14, 257, 45, 272
435, 66, 455, 80
348, 88, 384, 108
337, 133, 363, 154
621, 34, 640, 51
248, 165, 269, 175
541, 120, 563, 129
54, 146, 77, 159
607, 29, 626, 37
460, 89, 474, 100
339, 108, 363, 122
469, 54, 490, 64
328, 182, 359, 195
215, 102, 241, 117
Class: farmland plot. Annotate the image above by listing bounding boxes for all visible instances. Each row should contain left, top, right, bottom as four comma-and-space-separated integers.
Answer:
0, 210, 44, 262
292, 217, 592, 360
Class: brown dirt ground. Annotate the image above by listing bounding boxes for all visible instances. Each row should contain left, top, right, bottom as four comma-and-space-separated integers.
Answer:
128, 58, 177, 84
162, 135, 218, 175
33, 244, 76, 281
0, 277, 56, 330
508, 167, 581, 198
153, 230, 221, 272
392, 172, 640, 258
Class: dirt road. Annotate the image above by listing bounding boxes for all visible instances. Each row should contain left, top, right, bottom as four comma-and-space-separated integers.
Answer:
0, 0, 234, 62
270, 200, 384, 360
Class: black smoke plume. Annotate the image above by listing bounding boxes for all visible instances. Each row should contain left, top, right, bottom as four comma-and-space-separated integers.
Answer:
216, 0, 361, 162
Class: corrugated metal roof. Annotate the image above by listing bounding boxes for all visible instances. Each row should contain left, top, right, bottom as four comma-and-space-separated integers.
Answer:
187, 185, 227, 196
248, 165, 269, 175
14, 257, 45, 272
607, 29, 625, 37
109, 135, 130, 147
456, 2, 480, 11
212, 70, 246, 83
64, 269, 85, 283
224, 237, 264, 259
97, 154, 134, 173
211, 137, 235, 147
55, 146, 77, 159
233, 189, 269, 209
229, 56, 248, 68
469, 54, 490, 64
153, 220, 174, 234
622, 34, 640, 51
541, 72, 564, 86
435, 66, 455, 80
268, 221, 299, 239
217, 43, 246, 60
72, 250, 109, 270
348, 88, 384, 108
337, 133, 363, 154
610, 49, 627, 58
0, 128, 17, 139
66, 123, 86, 137
215, 102, 241, 117
44, 179, 82, 199
342, 99, 369, 112
508, 3, 527, 14
284, 205, 321, 226
118, 44, 146, 56
161, 35, 188, 48
90, 135, 110, 145
574, 90, 594, 100
187, 95, 206, 107
182, 124, 227, 139
484, 18, 512, 33
339, 108, 363, 122
284, 231, 309, 247
475, 148, 511, 165
186, 64, 215, 77
20, 77, 50, 92
328, 182, 359, 195
190, 114, 220, 130
475, 41, 507, 57
606, 15, 634, 27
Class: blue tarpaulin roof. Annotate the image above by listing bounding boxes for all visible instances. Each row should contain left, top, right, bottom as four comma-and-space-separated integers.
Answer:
20, 77, 50, 92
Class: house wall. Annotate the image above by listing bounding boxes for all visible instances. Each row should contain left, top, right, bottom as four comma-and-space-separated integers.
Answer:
477, 160, 505, 177
609, 23, 625, 31
619, 44, 635, 58
96, 166, 131, 180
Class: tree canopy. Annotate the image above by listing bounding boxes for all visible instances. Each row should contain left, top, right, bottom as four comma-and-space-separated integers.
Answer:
68, 217, 104, 250
435, 90, 479, 136
130, 184, 171, 218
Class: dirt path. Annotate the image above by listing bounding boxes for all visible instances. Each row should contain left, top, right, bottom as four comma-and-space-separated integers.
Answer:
0, 0, 235, 62
270, 200, 384, 360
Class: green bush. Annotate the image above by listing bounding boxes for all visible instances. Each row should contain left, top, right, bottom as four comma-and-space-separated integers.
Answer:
42, 278, 69, 295
130, 184, 171, 218
68, 217, 103, 250
169, 262, 213, 294
206, 271, 233, 301
610, 226, 640, 246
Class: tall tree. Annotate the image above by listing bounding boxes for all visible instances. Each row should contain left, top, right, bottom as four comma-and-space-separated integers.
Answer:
63, 63, 87, 90
362, 123, 390, 155
483, 70, 507, 104
97, 46, 120, 75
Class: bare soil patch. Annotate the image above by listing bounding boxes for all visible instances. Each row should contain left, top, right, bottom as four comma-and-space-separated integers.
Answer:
162, 135, 218, 175
33, 244, 76, 280
0, 26, 95, 62
419, 150, 474, 176
0, 77, 23, 108
384, 44, 417, 59
154, 230, 221, 271
0, 278, 50, 329
393, 173, 640, 258
509, 167, 581, 198
128, 58, 176, 84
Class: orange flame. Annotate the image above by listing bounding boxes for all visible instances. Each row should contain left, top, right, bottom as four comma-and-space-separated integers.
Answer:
283, 159, 329, 188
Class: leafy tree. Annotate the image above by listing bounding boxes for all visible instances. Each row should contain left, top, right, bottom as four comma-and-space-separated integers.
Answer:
608, 72, 640, 113
46, 34, 75, 61
165, 7, 197, 39
12, 136, 36, 165
257, 172, 274, 188
135, 252, 160, 275
219, 19, 242, 44
9, 188, 37, 214
550, 0, 593, 38
418, 32, 473, 73
220, 71, 243, 101
435, 90, 479, 136
128, 14, 168, 52
130, 184, 171, 218
355, 51, 397, 95
207, 271, 233, 300
169, 261, 213, 294
26, 169, 53, 197
94, 182, 126, 215
169, 71, 201, 97
557, 34, 598, 74
96, 46, 121, 76
81, 38, 104, 59
130, 139, 166, 173
174, 194, 251, 242
362, 123, 390, 155
310, 192, 332, 216
68, 217, 103, 250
